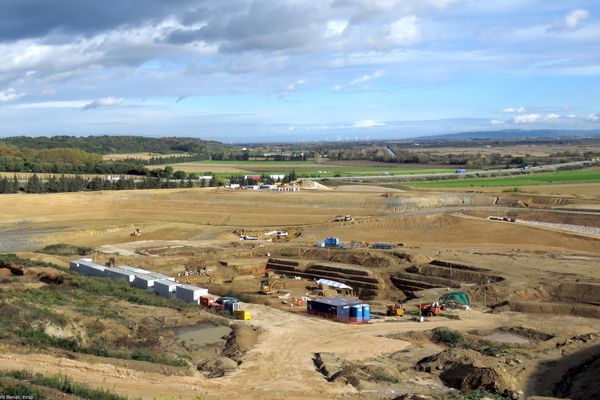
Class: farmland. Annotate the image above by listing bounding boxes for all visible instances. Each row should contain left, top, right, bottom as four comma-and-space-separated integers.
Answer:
150, 160, 455, 177
409, 168, 600, 189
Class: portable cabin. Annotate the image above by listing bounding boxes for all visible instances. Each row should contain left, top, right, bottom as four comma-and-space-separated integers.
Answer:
350, 304, 363, 323
133, 274, 156, 290
361, 304, 371, 322
119, 265, 152, 275
105, 267, 136, 283
69, 260, 80, 272
154, 279, 180, 297
234, 310, 252, 320
307, 297, 370, 323
147, 272, 176, 282
77, 260, 106, 277
324, 237, 340, 247
175, 284, 208, 303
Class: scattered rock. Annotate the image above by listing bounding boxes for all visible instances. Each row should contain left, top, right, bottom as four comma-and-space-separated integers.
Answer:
197, 356, 238, 378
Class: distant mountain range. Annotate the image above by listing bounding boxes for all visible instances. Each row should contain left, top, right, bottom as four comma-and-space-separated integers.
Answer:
414, 129, 600, 140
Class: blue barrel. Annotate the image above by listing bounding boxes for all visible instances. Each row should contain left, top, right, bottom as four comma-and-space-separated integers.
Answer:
361, 304, 370, 322
350, 304, 363, 323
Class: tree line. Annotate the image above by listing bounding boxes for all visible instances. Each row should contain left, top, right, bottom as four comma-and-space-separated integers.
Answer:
0, 174, 226, 195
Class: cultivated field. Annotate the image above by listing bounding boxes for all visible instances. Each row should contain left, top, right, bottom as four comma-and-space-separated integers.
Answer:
409, 168, 600, 189
150, 160, 455, 177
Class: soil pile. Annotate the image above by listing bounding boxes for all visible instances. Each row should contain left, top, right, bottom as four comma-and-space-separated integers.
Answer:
417, 348, 519, 397
299, 180, 331, 190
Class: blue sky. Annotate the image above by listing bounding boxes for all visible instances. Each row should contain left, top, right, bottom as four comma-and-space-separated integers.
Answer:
0, 0, 599, 142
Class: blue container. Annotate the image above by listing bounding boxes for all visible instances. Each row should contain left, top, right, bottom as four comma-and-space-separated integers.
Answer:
350, 304, 363, 323
361, 304, 370, 321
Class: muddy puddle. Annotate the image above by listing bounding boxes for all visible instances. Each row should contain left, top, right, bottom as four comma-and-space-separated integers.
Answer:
171, 323, 232, 347
485, 331, 530, 344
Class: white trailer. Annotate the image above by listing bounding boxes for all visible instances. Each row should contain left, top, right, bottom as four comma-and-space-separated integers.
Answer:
175, 284, 208, 303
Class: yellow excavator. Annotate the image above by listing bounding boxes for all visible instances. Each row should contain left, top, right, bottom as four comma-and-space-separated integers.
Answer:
259, 277, 286, 295
386, 300, 405, 317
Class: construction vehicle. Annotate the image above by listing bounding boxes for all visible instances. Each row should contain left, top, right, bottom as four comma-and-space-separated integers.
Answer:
334, 215, 354, 222
386, 300, 405, 317
259, 277, 286, 295
417, 302, 442, 317
130, 228, 141, 236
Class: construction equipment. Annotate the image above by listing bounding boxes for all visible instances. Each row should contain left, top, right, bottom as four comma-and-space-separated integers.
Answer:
334, 215, 354, 222
259, 277, 287, 295
386, 300, 405, 317
130, 228, 141, 236
417, 302, 442, 317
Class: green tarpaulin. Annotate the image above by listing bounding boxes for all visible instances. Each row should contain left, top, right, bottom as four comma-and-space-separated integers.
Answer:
440, 291, 471, 307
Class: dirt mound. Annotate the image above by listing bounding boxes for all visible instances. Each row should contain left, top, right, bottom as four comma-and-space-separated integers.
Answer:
299, 180, 331, 190
221, 324, 260, 362
417, 348, 518, 397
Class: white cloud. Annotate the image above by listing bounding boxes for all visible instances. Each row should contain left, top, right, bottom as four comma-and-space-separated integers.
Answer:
586, 113, 600, 122
490, 119, 505, 125
513, 113, 563, 124
334, 70, 385, 91
353, 119, 385, 128
324, 20, 348, 38
0, 88, 25, 103
385, 16, 422, 47
564, 9, 589, 30
550, 9, 590, 32
502, 107, 526, 113
279, 79, 307, 98
12, 100, 88, 109
82, 96, 125, 110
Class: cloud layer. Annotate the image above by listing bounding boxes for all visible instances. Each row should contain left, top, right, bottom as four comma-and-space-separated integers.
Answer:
0, 1, 598, 140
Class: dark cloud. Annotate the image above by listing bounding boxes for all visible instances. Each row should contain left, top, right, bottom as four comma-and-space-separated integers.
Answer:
0, 0, 195, 41
166, 1, 328, 52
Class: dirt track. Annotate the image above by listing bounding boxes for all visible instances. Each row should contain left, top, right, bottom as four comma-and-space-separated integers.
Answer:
0, 305, 519, 400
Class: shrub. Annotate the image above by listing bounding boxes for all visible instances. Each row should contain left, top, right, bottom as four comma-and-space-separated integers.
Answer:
432, 328, 468, 346
37, 244, 93, 256
371, 369, 399, 383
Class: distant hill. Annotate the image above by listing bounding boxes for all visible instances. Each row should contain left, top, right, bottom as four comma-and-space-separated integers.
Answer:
414, 129, 600, 140
0, 135, 226, 154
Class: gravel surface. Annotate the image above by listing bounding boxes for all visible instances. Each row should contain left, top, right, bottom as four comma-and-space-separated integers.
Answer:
517, 220, 600, 237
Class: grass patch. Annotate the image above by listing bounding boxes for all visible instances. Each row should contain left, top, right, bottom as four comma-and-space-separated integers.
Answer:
371, 369, 400, 384
446, 390, 504, 400
440, 312, 461, 320
410, 168, 600, 188
0, 253, 194, 368
37, 243, 92, 256
432, 328, 468, 346
0, 370, 130, 400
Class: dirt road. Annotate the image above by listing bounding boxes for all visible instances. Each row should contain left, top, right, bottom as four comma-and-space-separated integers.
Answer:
0, 304, 509, 400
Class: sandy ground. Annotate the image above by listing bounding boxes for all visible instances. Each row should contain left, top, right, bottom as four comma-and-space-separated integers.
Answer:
428, 182, 600, 197
0, 304, 556, 400
1, 186, 600, 398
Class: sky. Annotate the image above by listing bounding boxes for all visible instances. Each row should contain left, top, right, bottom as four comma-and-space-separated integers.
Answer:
0, 0, 599, 142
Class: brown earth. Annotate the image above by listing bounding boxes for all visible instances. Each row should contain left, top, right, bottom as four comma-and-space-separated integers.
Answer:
1, 186, 600, 398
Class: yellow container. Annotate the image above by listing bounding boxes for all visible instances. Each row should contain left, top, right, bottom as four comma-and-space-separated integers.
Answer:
234, 310, 252, 320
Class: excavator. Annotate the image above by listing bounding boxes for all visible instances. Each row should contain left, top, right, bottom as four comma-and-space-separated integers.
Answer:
259, 277, 286, 295
386, 300, 405, 317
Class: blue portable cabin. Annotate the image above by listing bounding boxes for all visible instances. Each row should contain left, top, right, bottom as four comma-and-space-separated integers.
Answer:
361, 304, 371, 322
307, 297, 367, 323
324, 237, 340, 247
350, 304, 363, 323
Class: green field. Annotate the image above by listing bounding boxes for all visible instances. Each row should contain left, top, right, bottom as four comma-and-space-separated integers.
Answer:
410, 168, 600, 188
155, 160, 454, 178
